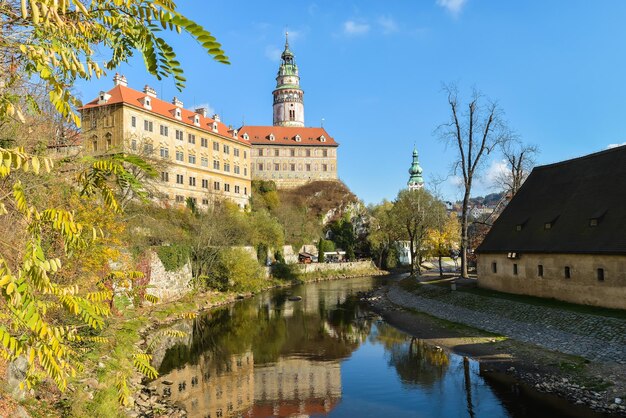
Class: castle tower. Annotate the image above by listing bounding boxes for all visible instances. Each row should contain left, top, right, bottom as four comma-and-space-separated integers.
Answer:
408, 147, 424, 190
273, 33, 304, 127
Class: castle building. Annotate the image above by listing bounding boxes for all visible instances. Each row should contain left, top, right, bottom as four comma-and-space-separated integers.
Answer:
239, 35, 339, 188
407, 147, 424, 190
80, 75, 252, 208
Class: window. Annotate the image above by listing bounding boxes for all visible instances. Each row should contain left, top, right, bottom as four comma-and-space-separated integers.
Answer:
257, 163, 263, 171
491, 262, 497, 273
234, 148, 239, 157
597, 268, 605, 281
201, 157, 208, 167
176, 150, 184, 161
244, 151, 247, 159
189, 176, 196, 186
290, 164, 295, 171
537, 265, 544, 277
188, 134, 196, 144
258, 149, 263, 157
244, 168, 247, 176
289, 109, 295, 120
244, 187, 247, 195
213, 141, 220, 151
92, 140, 98, 152
202, 198, 209, 205
143, 120, 153, 132
274, 163, 280, 171
106, 135, 112, 150
224, 183, 230, 192
188, 154, 196, 164
131, 139, 137, 151
160, 125, 168, 136
306, 149, 311, 157
564, 266, 571, 279
513, 263, 518, 275
201, 137, 208, 148
589, 218, 599, 227
131, 116, 136, 127
322, 164, 328, 171
235, 185, 240, 194
306, 164, 311, 172
544, 223, 552, 230
160, 147, 169, 158
160, 171, 169, 182
223, 145, 230, 154
176, 174, 184, 184
201, 179, 209, 189
274, 149, 279, 157
234, 166, 240, 174
213, 160, 220, 170
143, 143, 153, 155
175, 195, 185, 203
213, 181, 220, 191
175, 129, 183, 141
224, 163, 230, 172
323, 149, 328, 157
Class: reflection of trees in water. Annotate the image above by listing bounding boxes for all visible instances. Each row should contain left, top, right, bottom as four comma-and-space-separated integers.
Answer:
372, 323, 450, 388
157, 288, 374, 375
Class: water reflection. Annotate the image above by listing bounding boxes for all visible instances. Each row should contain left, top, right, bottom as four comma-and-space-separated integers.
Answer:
153, 277, 603, 418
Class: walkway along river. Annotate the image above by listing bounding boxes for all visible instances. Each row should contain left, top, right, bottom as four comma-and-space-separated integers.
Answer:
149, 276, 610, 417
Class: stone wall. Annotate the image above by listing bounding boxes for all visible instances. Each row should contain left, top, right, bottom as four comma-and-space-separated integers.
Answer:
477, 253, 626, 309
146, 251, 193, 302
296, 260, 377, 274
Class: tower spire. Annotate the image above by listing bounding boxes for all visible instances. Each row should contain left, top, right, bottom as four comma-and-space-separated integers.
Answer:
408, 146, 425, 190
273, 35, 304, 127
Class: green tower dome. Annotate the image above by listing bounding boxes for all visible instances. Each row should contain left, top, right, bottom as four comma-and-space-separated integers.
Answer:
408, 147, 424, 190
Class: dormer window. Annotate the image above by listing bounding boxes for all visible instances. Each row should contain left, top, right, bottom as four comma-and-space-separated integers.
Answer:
589, 218, 599, 227
544, 222, 552, 230
194, 115, 200, 126
243, 133, 249, 141
269, 133, 275, 141
320, 135, 326, 142
142, 96, 151, 110
175, 108, 181, 120
233, 129, 238, 139
212, 122, 218, 132
294, 134, 301, 142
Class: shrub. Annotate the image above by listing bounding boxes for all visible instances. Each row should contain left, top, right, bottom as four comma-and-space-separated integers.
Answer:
155, 244, 191, 271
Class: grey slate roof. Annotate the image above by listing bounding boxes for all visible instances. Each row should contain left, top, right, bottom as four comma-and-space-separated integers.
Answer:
476, 145, 626, 255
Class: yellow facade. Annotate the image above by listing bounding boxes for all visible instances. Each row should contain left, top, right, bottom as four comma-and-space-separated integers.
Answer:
81, 92, 252, 209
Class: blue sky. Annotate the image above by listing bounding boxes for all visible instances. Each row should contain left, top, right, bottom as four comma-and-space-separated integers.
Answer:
79, 1, 626, 204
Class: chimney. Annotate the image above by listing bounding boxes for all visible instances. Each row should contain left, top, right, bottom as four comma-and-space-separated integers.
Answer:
113, 73, 128, 87
172, 97, 184, 108
143, 85, 157, 98
195, 107, 207, 117
212, 113, 220, 122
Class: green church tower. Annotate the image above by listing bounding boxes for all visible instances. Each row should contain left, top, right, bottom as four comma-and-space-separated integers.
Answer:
408, 147, 424, 190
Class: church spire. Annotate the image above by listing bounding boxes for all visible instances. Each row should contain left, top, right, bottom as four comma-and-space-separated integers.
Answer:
408, 147, 424, 190
273, 34, 304, 127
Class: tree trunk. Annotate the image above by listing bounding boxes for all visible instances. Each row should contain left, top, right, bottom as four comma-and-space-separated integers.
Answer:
438, 255, 443, 278
460, 186, 471, 279
409, 239, 415, 275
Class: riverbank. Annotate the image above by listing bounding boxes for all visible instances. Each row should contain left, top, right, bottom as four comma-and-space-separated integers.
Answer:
361, 274, 626, 416
47, 264, 382, 417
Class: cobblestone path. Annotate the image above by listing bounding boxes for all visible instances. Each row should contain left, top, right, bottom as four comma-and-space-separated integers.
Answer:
385, 285, 626, 363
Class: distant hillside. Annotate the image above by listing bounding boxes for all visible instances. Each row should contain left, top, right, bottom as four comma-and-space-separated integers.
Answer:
467, 191, 505, 207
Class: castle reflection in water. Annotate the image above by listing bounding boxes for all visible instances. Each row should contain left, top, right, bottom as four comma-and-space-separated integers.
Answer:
153, 279, 372, 417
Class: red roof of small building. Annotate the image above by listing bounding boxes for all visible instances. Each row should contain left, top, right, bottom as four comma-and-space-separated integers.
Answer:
81, 84, 250, 146
238, 125, 338, 147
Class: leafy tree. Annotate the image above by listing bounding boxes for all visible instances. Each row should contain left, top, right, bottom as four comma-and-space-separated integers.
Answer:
425, 212, 460, 277
367, 200, 400, 269
327, 217, 356, 260
391, 189, 443, 275
438, 84, 512, 278
317, 238, 335, 263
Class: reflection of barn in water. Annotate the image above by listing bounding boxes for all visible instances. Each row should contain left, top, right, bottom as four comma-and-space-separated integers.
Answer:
153, 351, 254, 418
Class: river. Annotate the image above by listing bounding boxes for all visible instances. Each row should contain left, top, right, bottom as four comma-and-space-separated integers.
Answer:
152, 276, 607, 418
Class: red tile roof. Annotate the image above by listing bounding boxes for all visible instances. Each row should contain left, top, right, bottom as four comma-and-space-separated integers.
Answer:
238, 125, 339, 147
81, 84, 250, 146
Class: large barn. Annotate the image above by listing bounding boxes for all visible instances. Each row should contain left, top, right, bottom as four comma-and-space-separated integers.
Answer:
476, 145, 626, 309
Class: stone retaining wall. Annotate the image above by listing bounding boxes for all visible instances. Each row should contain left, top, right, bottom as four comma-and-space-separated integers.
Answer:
146, 251, 193, 302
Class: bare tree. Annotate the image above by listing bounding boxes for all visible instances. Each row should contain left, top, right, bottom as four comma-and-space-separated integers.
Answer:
438, 84, 512, 278
497, 140, 539, 197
